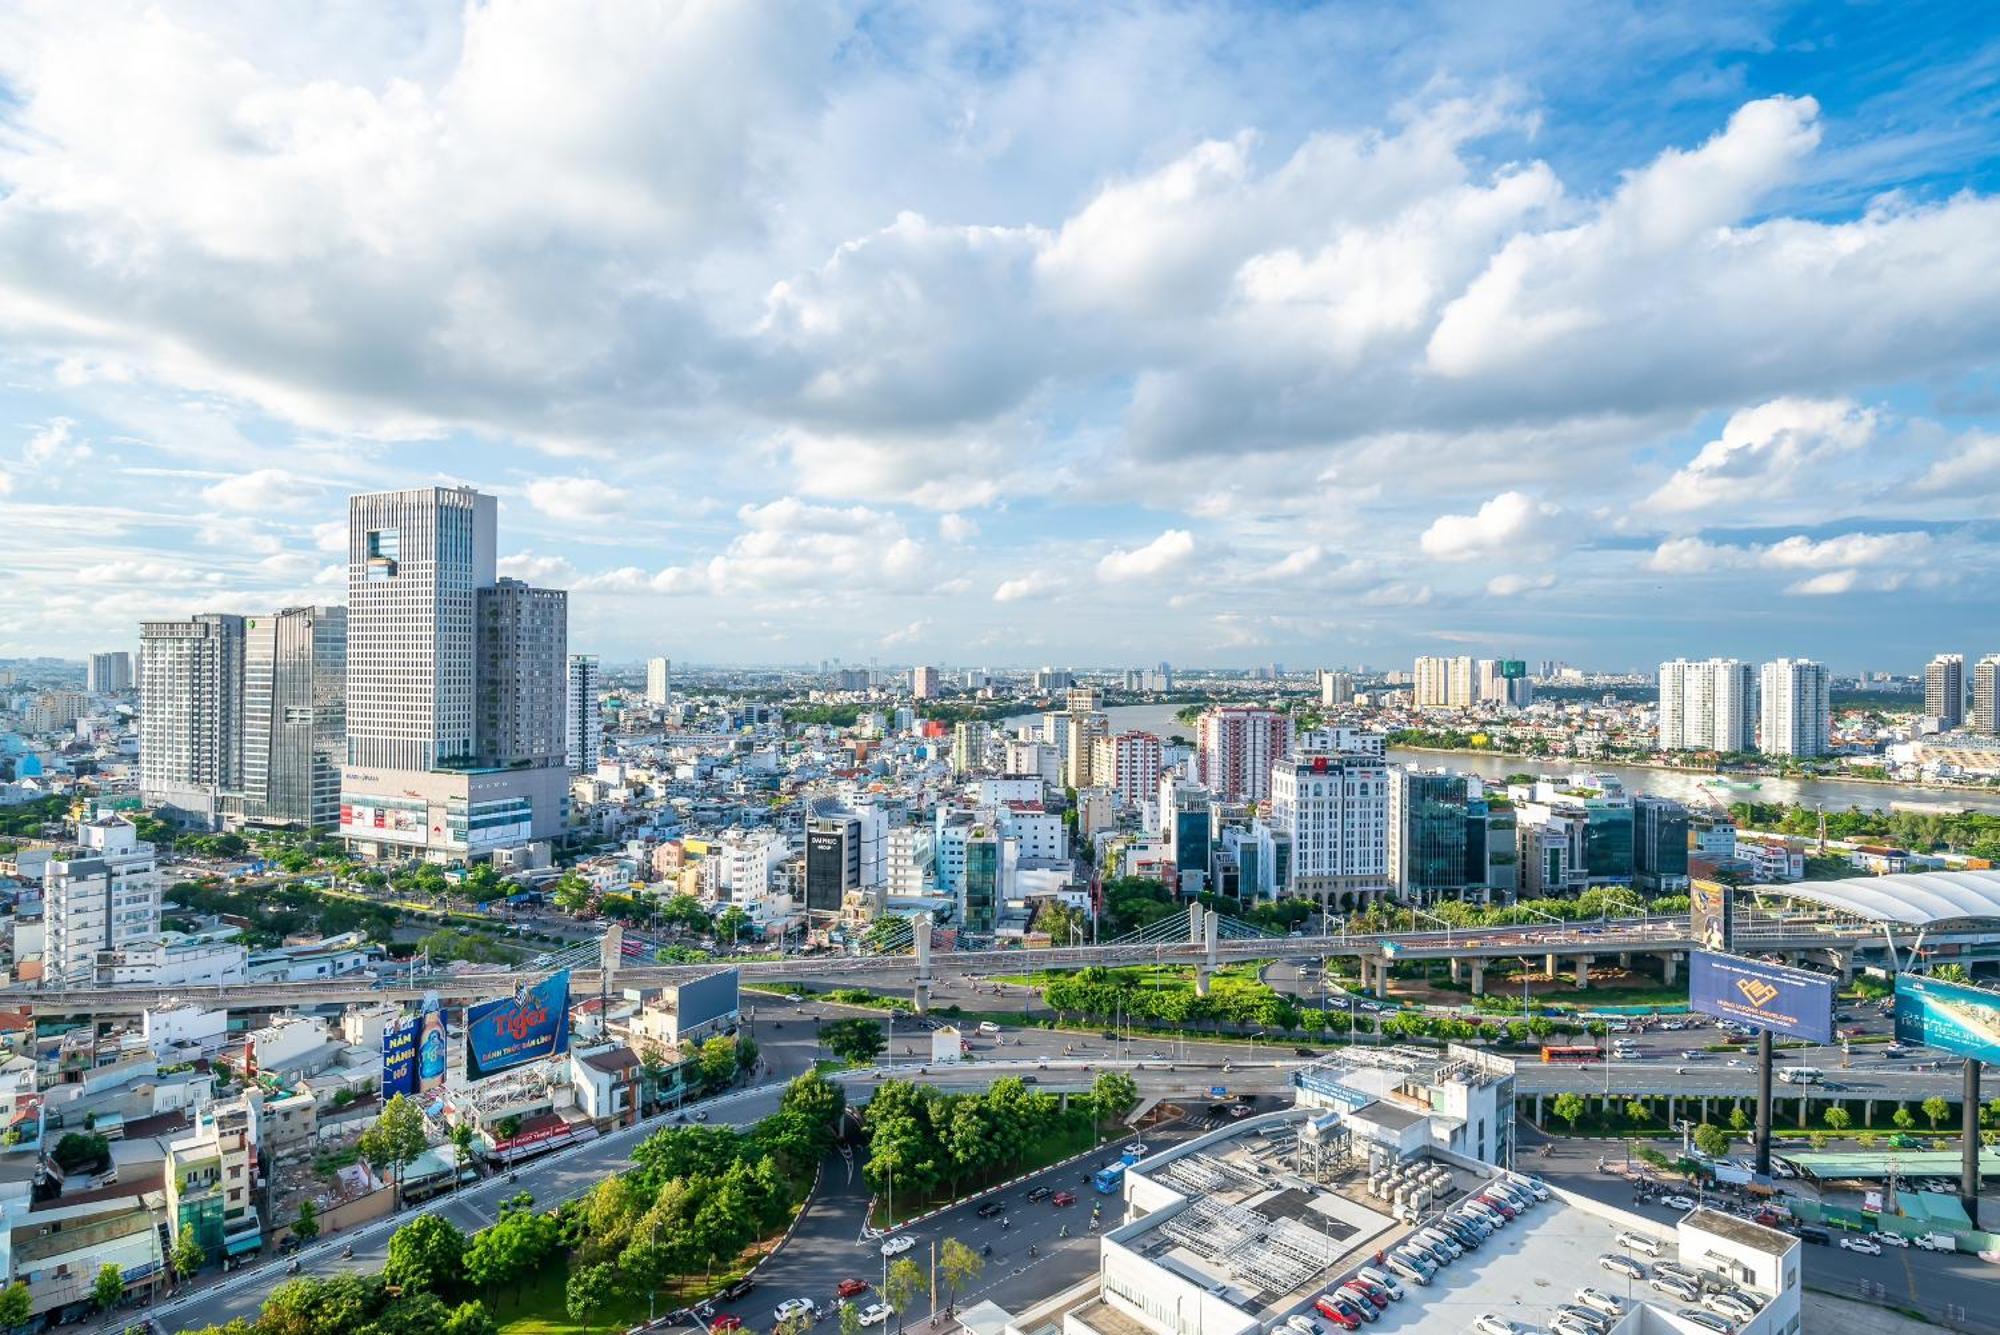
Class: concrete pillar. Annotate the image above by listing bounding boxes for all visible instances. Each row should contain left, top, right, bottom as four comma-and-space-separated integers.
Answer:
1575, 956, 1593, 990
1864, 1099, 1874, 1128
1470, 961, 1486, 997
1535, 1094, 1545, 1123
1545, 952, 1558, 979
913, 914, 933, 1015
600, 923, 624, 976
1372, 955, 1389, 999
1668, 1096, 1677, 1125
1661, 953, 1678, 987
1450, 958, 1463, 984
1189, 902, 1205, 945
1618, 952, 1632, 970
1797, 1097, 1808, 1128
1196, 910, 1219, 997
1837, 951, 1855, 984
1700, 1097, 1709, 1123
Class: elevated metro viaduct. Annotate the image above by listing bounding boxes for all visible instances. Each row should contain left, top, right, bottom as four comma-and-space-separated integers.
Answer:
15, 870, 2000, 1017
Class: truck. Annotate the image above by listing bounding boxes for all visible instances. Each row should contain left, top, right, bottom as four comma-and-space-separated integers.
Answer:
1914, 1232, 1957, 1253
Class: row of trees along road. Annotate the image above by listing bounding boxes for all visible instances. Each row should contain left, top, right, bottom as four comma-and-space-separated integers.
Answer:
180, 1071, 847, 1335
863, 1072, 1137, 1214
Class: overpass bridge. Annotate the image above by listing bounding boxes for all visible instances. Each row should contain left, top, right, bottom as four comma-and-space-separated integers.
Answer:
1, 905, 1875, 1016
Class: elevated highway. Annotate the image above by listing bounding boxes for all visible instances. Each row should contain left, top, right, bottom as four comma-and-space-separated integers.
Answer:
1, 908, 1873, 1014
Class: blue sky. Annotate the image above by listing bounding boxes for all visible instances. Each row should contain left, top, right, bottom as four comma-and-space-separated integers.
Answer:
1, 0, 1998, 671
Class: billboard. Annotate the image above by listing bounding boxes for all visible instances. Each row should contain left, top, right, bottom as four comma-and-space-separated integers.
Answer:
382, 1013, 419, 1099
1689, 950, 1834, 1043
1895, 973, 2000, 1063
418, 995, 447, 1094
467, 970, 572, 1081
669, 968, 740, 1034
1690, 879, 1734, 953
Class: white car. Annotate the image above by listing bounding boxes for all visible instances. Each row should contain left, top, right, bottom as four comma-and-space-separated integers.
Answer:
1551, 1318, 1600, 1335
1704, 1294, 1759, 1324
1598, 1254, 1646, 1280
1472, 1316, 1519, 1335
858, 1305, 894, 1328
1615, 1230, 1662, 1257
1662, 1195, 1697, 1211
1650, 1274, 1700, 1302
1285, 1315, 1324, 1335
1356, 1268, 1403, 1301
1575, 1288, 1626, 1319
880, 1235, 915, 1257
774, 1299, 818, 1325
1839, 1236, 1882, 1256
1875, 1232, 1910, 1249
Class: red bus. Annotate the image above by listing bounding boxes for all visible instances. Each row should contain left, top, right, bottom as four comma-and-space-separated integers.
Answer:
1540, 1045, 1601, 1064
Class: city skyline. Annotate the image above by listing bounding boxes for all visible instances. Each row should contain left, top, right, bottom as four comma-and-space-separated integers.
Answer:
2, 5, 1998, 665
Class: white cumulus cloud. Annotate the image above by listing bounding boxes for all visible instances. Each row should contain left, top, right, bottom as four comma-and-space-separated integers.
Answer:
1418, 491, 1558, 562
1097, 529, 1196, 582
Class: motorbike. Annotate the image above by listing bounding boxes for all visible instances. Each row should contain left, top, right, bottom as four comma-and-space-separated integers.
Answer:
1059, 1225, 1069, 1238
340, 1245, 354, 1260
982, 1244, 992, 1257
509, 1172, 519, 1184
287, 1260, 301, 1275
1029, 1245, 1038, 1258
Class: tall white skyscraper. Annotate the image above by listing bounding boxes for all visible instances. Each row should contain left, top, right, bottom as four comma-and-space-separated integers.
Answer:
340, 486, 568, 860
1270, 751, 1390, 908
1657, 658, 1756, 752
87, 651, 134, 693
645, 656, 671, 706
241, 606, 346, 828
46, 816, 160, 985
1759, 658, 1832, 757
1975, 656, 2000, 735
566, 654, 601, 774
1318, 669, 1355, 707
1412, 655, 1476, 708
345, 486, 496, 772
139, 613, 246, 824
1925, 653, 1965, 729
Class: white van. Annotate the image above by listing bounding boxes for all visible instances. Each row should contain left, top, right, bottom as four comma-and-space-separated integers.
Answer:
1777, 1066, 1824, 1085
1385, 1252, 1432, 1286
977, 1021, 1002, 1036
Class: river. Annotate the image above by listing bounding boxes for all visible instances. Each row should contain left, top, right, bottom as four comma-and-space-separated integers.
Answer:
998, 703, 2000, 816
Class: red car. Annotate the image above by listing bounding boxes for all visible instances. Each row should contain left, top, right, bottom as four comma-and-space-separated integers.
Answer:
713, 1318, 744, 1333
1052, 1191, 1077, 1207
1313, 1298, 1361, 1331
837, 1280, 869, 1299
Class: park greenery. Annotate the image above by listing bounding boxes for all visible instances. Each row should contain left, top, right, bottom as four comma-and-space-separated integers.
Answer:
1729, 800, 2000, 860
186, 1071, 846, 1335
862, 1073, 1135, 1218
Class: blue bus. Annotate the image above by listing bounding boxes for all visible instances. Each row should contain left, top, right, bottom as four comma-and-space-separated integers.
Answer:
1093, 1163, 1125, 1194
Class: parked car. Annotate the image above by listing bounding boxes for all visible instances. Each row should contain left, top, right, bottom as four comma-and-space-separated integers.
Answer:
1661, 1195, 1697, 1211
1349, 1274, 1398, 1305
774, 1299, 818, 1326
1874, 1232, 1910, 1249
880, 1236, 915, 1257
1597, 1254, 1646, 1280
1338, 1281, 1389, 1312
1552, 1316, 1600, 1335
1653, 1261, 1697, 1283
858, 1306, 893, 1328
1552, 1305, 1611, 1335
1385, 1252, 1432, 1286
721, 1279, 757, 1302
836, 1280, 869, 1299
1472, 1315, 1519, 1335
1678, 1310, 1734, 1334
1650, 1275, 1700, 1302
1311, 1298, 1361, 1330
1839, 1236, 1882, 1256
712, 1317, 745, 1333
1284, 1316, 1324, 1335
1574, 1288, 1625, 1319
1704, 1293, 1759, 1324
1616, 1230, 1662, 1257
1356, 1268, 1403, 1302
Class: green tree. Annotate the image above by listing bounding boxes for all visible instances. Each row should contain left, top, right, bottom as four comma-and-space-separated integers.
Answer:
565, 1262, 617, 1334
553, 872, 593, 914
451, 1122, 476, 1190
699, 1035, 740, 1088
172, 1226, 207, 1281
840, 1298, 865, 1335
92, 1264, 123, 1312
1728, 1104, 1751, 1134
938, 1237, 983, 1312
883, 1256, 925, 1334
1823, 1106, 1851, 1134
1694, 1123, 1730, 1158
737, 1034, 761, 1074
822, 1018, 887, 1065
293, 1197, 320, 1244
442, 1300, 498, 1335
1856, 1131, 1878, 1150
0, 1281, 31, 1330
1933, 963, 1972, 984
463, 1195, 558, 1297
1892, 1104, 1916, 1132
1922, 1096, 1952, 1130
1090, 1071, 1139, 1131
1551, 1091, 1585, 1132
385, 1213, 465, 1297
1625, 1100, 1650, 1126
53, 1131, 110, 1172
359, 1093, 429, 1204
715, 906, 751, 943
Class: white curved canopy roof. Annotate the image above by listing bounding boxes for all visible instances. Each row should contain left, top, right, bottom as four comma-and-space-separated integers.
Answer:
1768, 870, 2000, 925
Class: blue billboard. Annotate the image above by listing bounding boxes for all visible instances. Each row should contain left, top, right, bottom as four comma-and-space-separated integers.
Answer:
1896, 973, 2000, 1064
1689, 950, 1834, 1043
467, 970, 573, 1081
418, 994, 447, 1094
381, 1013, 419, 1099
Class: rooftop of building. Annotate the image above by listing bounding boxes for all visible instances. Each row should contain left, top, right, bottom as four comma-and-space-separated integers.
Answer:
1681, 1207, 1795, 1257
